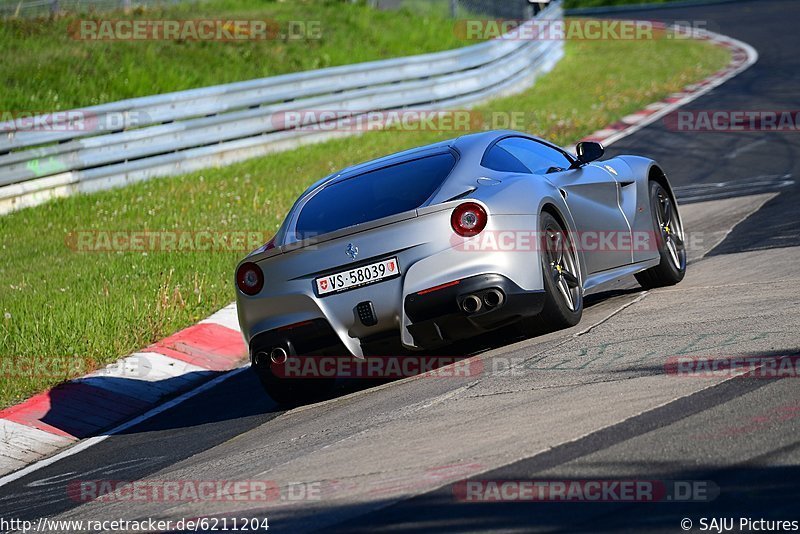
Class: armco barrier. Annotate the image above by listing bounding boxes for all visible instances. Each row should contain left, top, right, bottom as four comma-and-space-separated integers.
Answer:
0, 2, 563, 214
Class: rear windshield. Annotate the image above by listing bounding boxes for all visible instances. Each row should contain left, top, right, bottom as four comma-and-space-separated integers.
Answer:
295, 152, 456, 238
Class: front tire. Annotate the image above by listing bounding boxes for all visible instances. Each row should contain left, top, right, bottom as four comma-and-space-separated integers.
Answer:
635, 181, 686, 289
517, 211, 583, 336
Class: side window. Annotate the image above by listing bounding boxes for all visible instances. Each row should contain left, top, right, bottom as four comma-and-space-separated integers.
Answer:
496, 137, 573, 174
481, 145, 531, 174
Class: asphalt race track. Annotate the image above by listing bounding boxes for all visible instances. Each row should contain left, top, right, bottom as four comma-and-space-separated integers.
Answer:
1, 0, 799, 532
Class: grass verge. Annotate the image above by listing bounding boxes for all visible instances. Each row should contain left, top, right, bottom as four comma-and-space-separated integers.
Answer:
0, 33, 730, 408
0, 0, 467, 112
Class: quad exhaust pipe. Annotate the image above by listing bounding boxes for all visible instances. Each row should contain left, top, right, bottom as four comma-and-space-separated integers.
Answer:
483, 289, 505, 308
255, 346, 290, 366
461, 294, 483, 314
269, 347, 289, 365
461, 289, 505, 314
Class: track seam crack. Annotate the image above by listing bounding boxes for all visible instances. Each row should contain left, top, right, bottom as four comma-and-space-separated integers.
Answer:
574, 291, 649, 337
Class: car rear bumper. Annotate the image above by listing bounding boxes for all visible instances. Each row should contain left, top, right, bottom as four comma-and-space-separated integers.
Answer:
404, 273, 546, 349
238, 212, 548, 358
243, 273, 546, 365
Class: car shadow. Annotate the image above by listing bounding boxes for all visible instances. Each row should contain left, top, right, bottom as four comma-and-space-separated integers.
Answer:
32, 286, 649, 437
310, 465, 800, 533
28, 368, 279, 439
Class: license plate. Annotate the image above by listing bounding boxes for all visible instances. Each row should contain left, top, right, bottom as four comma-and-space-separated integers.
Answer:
315, 257, 400, 296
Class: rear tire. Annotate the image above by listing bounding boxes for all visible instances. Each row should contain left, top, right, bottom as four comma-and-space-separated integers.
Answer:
635, 181, 686, 289
517, 211, 583, 336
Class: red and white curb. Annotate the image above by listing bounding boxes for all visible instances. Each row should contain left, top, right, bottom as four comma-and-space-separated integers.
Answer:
568, 23, 758, 152
0, 24, 759, 482
0, 303, 246, 477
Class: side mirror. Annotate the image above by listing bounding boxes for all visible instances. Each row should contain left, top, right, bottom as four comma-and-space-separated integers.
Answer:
573, 141, 605, 167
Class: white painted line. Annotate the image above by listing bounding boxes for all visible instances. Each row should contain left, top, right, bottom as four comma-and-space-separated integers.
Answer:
645, 102, 668, 112
621, 113, 647, 124
588, 129, 620, 139
597, 27, 759, 148
0, 365, 250, 488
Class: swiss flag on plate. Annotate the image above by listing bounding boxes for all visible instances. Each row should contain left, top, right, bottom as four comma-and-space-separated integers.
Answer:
319, 279, 328, 290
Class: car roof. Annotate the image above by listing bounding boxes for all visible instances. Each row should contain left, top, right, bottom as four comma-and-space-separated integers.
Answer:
273, 130, 571, 246
323, 130, 524, 182
292, 130, 567, 208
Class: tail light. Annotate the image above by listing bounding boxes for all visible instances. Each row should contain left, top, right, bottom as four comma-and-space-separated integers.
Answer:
451, 202, 487, 237
236, 262, 264, 296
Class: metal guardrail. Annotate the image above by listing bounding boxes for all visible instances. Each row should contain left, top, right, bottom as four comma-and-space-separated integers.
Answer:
0, 0, 181, 18
0, 2, 563, 214
2, 0, 545, 19
370, 0, 547, 19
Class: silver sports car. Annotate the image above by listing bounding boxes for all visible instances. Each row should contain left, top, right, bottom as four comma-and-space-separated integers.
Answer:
235, 130, 686, 402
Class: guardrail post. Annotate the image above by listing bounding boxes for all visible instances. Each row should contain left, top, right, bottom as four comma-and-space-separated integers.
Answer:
449, 0, 457, 18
